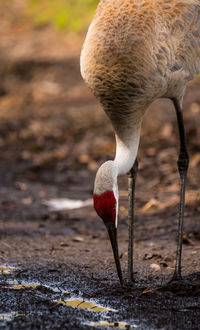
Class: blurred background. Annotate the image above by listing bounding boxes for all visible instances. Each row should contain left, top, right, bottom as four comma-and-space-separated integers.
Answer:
0, 0, 199, 227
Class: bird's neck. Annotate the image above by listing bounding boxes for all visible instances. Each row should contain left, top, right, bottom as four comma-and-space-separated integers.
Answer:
113, 123, 141, 176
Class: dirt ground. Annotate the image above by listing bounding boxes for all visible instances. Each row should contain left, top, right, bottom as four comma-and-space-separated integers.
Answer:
0, 21, 200, 330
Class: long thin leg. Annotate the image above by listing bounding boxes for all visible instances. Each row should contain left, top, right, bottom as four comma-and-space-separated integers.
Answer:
128, 158, 138, 283
171, 98, 189, 280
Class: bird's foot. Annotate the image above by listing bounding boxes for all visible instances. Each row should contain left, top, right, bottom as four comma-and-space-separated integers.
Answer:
126, 275, 136, 287
169, 271, 182, 283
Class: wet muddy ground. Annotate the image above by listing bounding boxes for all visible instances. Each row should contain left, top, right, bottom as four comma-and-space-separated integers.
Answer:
0, 22, 200, 329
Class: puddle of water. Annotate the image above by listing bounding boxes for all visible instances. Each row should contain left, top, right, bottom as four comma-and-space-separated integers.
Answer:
1, 276, 70, 294
43, 198, 92, 211
44, 284, 69, 294
3, 280, 40, 290
0, 265, 17, 275
0, 313, 26, 322
0, 273, 142, 329
88, 321, 137, 328
56, 298, 117, 313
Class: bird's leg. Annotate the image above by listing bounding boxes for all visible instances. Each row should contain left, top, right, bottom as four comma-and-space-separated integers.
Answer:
171, 98, 189, 281
128, 158, 138, 283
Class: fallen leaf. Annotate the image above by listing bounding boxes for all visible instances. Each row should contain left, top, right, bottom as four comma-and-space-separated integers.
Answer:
150, 263, 161, 271
72, 236, 84, 242
160, 262, 168, 268
190, 153, 200, 167
182, 234, 195, 246
143, 253, 161, 260
2, 201, 16, 210
60, 242, 69, 247
21, 197, 33, 205
142, 287, 155, 294
15, 181, 27, 191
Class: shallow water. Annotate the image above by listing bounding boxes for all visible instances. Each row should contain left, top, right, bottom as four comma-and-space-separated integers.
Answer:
0, 312, 27, 322
0, 265, 17, 275
56, 298, 117, 313
0, 264, 142, 329
0, 260, 199, 330
87, 321, 138, 329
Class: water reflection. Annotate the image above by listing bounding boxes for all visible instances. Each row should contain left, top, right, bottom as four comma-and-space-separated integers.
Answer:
0, 265, 17, 275
3, 280, 40, 290
0, 313, 26, 322
88, 321, 138, 328
56, 298, 117, 312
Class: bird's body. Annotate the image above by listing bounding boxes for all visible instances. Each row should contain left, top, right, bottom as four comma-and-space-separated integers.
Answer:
80, 0, 200, 283
81, 0, 200, 179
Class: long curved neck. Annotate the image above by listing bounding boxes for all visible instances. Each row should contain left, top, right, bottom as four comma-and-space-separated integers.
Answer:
113, 123, 141, 176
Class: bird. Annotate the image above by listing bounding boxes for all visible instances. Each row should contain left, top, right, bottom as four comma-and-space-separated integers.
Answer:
80, 0, 200, 285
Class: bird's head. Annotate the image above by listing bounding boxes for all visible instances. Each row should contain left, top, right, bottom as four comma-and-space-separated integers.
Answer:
93, 161, 118, 225
93, 161, 123, 284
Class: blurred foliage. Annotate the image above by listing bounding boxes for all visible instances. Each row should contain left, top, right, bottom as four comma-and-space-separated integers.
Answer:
26, 0, 99, 31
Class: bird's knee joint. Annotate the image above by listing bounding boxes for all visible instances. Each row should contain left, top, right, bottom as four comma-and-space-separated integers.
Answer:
177, 151, 189, 174
129, 159, 138, 176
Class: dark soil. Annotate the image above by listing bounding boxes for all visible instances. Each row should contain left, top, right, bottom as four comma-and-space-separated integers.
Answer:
0, 23, 200, 329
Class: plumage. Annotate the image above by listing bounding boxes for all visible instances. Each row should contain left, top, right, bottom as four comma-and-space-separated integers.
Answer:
81, 0, 200, 176
80, 0, 200, 283
81, 0, 200, 105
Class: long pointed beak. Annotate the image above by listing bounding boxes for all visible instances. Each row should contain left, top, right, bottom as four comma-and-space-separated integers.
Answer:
106, 223, 123, 285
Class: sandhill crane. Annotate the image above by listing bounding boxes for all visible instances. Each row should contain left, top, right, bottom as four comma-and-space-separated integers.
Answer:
80, 0, 200, 285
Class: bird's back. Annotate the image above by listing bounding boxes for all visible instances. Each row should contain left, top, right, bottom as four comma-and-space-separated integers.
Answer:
81, 0, 200, 108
